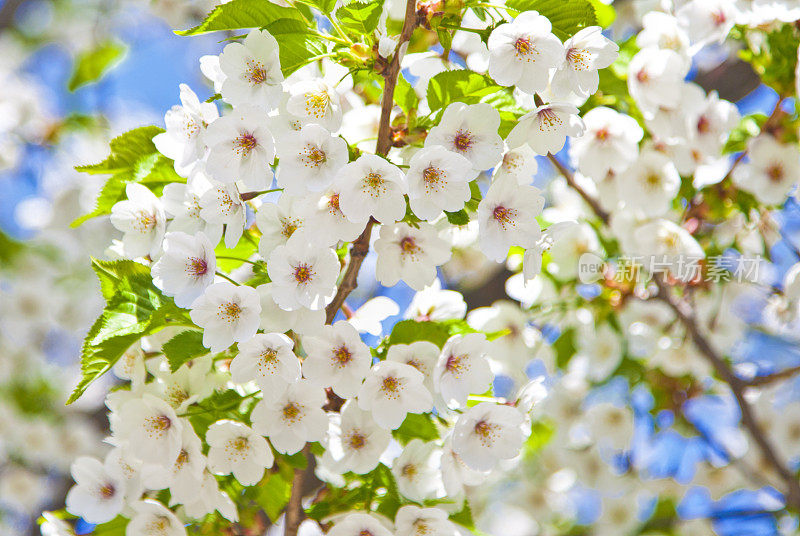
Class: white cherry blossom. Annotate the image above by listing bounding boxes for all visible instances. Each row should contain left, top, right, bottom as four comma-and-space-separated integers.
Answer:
256, 193, 307, 255
487, 11, 565, 94
296, 187, 366, 247
112, 394, 183, 466
374, 222, 452, 290
395, 505, 457, 536
336, 153, 407, 224
127, 499, 187, 536
627, 48, 689, 114
477, 176, 544, 262
65, 456, 126, 524
266, 234, 340, 310
506, 102, 585, 155
189, 281, 261, 352
286, 80, 343, 132
386, 341, 439, 394
493, 144, 539, 185
551, 26, 619, 99
207, 420, 274, 486
251, 379, 328, 454
433, 333, 493, 408
205, 105, 275, 190
452, 402, 524, 471
218, 29, 283, 108
568, 106, 643, 179
110, 183, 166, 259
229, 332, 300, 393
153, 84, 219, 175
151, 231, 216, 308
275, 124, 349, 195
328, 513, 393, 536
406, 146, 474, 220
733, 134, 800, 205
424, 102, 503, 170
357, 361, 433, 430
198, 181, 246, 248
325, 401, 391, 474
302, 320, 372, 398
391, 439, 441, 501
617, 149, 681, 216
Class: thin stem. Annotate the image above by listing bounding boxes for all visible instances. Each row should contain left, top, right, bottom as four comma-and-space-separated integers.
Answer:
547, 154, 610, 225
215, 271, 240, 286
240, 188, 282, 201
216, 256, 259, 266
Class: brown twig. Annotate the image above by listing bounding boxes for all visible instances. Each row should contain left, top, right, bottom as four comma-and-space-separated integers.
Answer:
284, 3, 420, 535
546, 154, 610, 225
745, 365, 800, 386
284, 445, 310, 536
549, 154, 800, 511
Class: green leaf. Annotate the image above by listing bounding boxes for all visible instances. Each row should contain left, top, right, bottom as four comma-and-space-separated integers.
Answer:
254, 472, 292, 521
739, 24, 800, 96
68, 259, 182, 404
723, 113, 767, 155
505, 0, 597, 40
88, 516, 129, 535
335, 0, 382, 34
267, 18, 328, 76
444, 209, 469, 226
176, 0, 305, 35
306, 0, 338, 13
162, 330, 207, 372
76, 125, 163, 175
450, 500, 476, 530
394, 75, 419, 117
388, 320, 452, 348
0, 229, 22, 265
392, 413, 440, 444
72, 126, 183, 227
68, 40, 126, 92
589, 0, 615, 28
426, 71, 502, 112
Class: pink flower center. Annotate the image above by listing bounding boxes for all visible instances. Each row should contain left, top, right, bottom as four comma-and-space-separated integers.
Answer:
186, 256, 208, 277
453, 129, 472, 151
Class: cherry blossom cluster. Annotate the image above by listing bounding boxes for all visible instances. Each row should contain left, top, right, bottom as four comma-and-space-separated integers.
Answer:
44, 0, 800, 533
60, 6, 625, 532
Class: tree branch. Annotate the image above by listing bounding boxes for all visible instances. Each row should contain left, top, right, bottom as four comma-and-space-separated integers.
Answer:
549, 155, 800, 511
547, 154, 610, 225
744, 365, 800, 387
323, 0, 418, 324
285, 3, 420, 534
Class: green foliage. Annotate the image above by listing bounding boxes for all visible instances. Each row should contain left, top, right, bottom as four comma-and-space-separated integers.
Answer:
0, 229, 22, 264
394, 75, 419, 118
444, 209, 470, 226
176, 0, 305, 35
162, 330, 208, 372
739, 24, 800, 97
214, 233, 259, 271
505, 0, 598, 41
68, 260, 185, 404
306, 0, 338, 13
392, 413, 440, 444
426, 71, 503, 112
266, 18, 329, 76
335, 0, 383, 35
723, 113, 768, 154
388, 320, 455, 348
72, 126, 183, 227
588, 0, 615, 28
253, 471, 292, 521
68, 40, 126, 92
